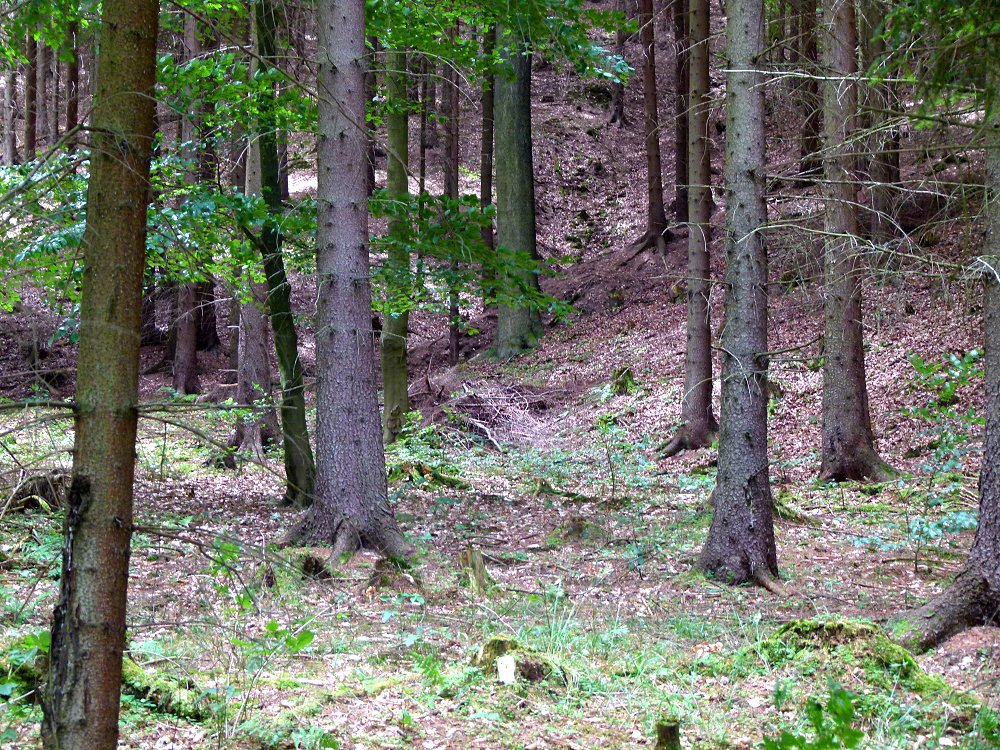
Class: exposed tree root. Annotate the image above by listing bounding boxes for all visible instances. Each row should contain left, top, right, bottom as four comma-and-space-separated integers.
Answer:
659, 425, 717, 458
628, 227, 674, 255
891, 567, 998, 653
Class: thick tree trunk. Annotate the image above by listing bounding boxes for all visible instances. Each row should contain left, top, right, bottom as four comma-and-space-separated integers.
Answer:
256, 0, 316, 506
494, 27, 543, 359
893, 112, 1000, 652
381, 46, 411, 445
480, 27, 497, 302
1, 69, 15, 164
40, 0, 157, 746
419, 57, 430, 194
444, 24, 462, 366
285, 0, 409, 558
47, 42, 58, 145
195, 281, 220, 351
609, 0, 629, 127
635, 0, 670, 251
172, 284, 200, 394
819, 0, 893, 482
664, 0, 716, 457
24, 34, 36, 155
797, 0, 821, 176
698, 0, 779, 590
672, 0, 690, 221
37, 41, 49, 147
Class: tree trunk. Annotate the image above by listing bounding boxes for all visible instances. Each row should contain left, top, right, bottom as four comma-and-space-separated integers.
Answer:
232, 127, 280, 456
173, 15, 203, 395
66, 21, 79, 150
195, 281, 220, 351
480, 27, 497, 302
494, 26, 543, 359
285, 0, 410, 558
444, 24, 462, 366
609, 0, 629, 127
819, 0, 893, 482
256, 0, 316, 506
893, 111, 1000, 653
698, 0, 779, 590
418, 57, 429, 194
48, 41, 59, 145
24, 34, 36, 155
664, 0, 716, 456
1, 69, 15, 164
636, 0, 670, 251
381, 46, 411, 445
40, 0, 157, 746
797, 0, 821, 176
37, 41, 49, 147
672, 0, 690, 221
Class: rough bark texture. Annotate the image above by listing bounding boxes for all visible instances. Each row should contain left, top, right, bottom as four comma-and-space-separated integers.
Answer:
494, 28, 543, 358
797, 0, 821, 176
819, 0, 893, 482
664, 0, 717, 457
893, 113, 1000, 652
256, 0, 316, 506
636, 0, 670, 251
65, 21, 79, 150
698, 0, 779, 589
40, 0, 157, 746
233, 138, 280, 456
381, 46, 411, 445
286, 0, 409, 558
672, 0, 690, 222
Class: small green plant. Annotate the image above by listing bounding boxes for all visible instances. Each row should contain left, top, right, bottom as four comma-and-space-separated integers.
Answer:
764, 683, 864, 750
594, 413, 653, 502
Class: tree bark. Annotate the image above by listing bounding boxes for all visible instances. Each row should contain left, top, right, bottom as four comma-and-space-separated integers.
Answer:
24, 33, 36, 156
1, 69, 15, 164
256, 0, 316, 506
635, 0, 670, 251
37, 41, 49, 147
47, 40, 59, 145
66, 21, 79, 151
494, 27, 543, 359
672, 0, 690, 221
893, 111, 1000, 652
40, 0, 157, 746
797, 0, 821, 176
480, 27, 497, 302
698, 0, 779, 590
819, 0, 893, 482
285, 0, 410, 558
664, 0, 716, 457
381, 46, 411, 444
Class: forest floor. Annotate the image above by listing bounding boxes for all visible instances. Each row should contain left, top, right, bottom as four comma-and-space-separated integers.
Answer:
2, 7, 1000, 750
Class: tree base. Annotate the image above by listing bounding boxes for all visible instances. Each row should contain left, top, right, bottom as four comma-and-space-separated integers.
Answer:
660, 423, 718, 458
891, 566, 998, 653
820, 445, 896, 483
281, 511, 413, 562
629, 227, 674, 255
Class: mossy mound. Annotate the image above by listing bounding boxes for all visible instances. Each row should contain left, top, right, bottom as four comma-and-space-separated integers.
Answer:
473, 636, 566, 686
747, 618, 999, 742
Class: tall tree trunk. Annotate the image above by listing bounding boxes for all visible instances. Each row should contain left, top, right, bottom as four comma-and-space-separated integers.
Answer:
443, 24, 461, 366
893, 114, 1000, 652
480, 27, 497, 302
819, 0, 893, 482
418, 56, 429, 194
494, 26, 543, 359
1, 69, 15, 164
173, 15, 202, 395
256, 0, 316, 506
609, 0, 629, 127
37, 40, 49, 147
285, 0, 410, 558
48, 42, 59, 145
231, 64, 280, 456
24, 34, 36, 155
635, 0, 670, 251
798, 0, 821, 176
663, 0, 716, 457
66, 21, 79, 150
672, 0, 690, 221
698, 0, 779, 590
40, 0, 157, 746
381, 46, 411, 444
